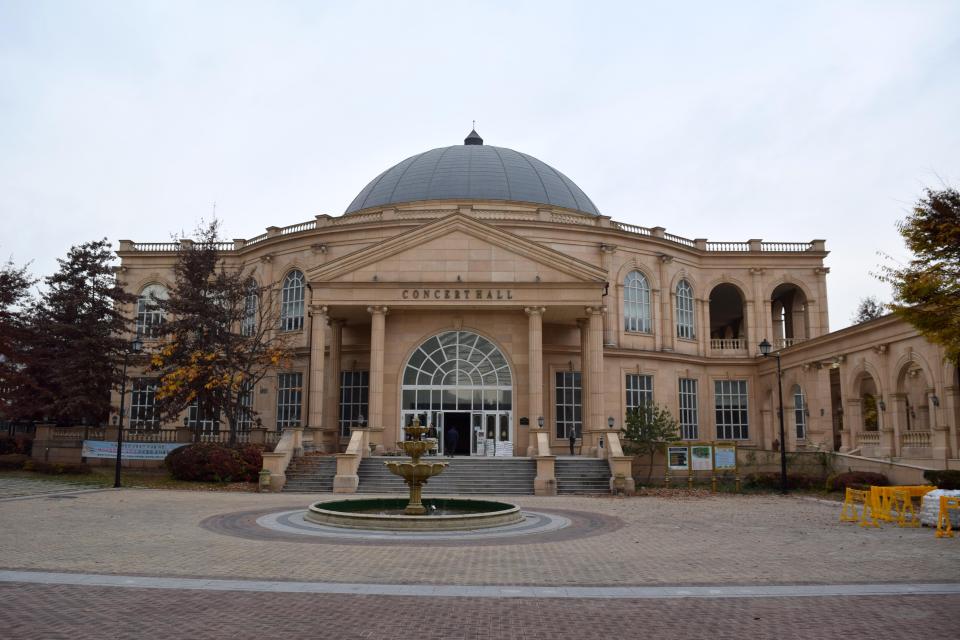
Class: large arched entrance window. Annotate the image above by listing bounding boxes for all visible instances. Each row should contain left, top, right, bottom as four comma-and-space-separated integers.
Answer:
401, 330, 513, 456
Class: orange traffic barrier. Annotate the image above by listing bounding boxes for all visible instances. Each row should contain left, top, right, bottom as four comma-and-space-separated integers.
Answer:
936, 496, 960, 539
840, 488, 879, 528
870, 485, 934, 522
891, 488, 919, 528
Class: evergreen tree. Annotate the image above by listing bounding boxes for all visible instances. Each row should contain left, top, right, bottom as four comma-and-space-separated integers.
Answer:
0, 260, 36, 420
882, 187, 960, 369
30, 240, 134, 425
149, 220, 293, 443
851, 296, 886, 324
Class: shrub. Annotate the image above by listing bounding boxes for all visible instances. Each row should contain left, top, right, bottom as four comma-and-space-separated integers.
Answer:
923, 470, 960, 490
29, 460, 92, 475
0, 434, 33, 456
826, 471, 889, 492
0, 453, 29, 470
165, 442, 264, 483
744, 472, 821, 491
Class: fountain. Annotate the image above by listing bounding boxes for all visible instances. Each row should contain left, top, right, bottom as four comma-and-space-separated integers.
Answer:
384, 416, 448, 514
305, 417, 523, 530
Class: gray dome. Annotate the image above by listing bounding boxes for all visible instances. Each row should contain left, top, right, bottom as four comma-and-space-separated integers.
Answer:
345, 139, 600, 216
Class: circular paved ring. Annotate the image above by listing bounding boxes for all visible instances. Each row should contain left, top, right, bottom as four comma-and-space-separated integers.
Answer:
201, 506, 624, 547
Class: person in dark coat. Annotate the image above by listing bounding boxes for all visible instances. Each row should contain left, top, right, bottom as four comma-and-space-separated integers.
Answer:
445, 425, 459, 457
569, 430, 577, 456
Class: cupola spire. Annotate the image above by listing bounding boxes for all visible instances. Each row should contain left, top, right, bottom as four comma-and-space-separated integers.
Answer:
464, 124, 483, 145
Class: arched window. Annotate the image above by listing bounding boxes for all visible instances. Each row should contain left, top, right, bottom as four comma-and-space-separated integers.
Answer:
792, 384, 806, 440
241, 278, 258, 337
280, 270, 305, 331
624, 270, 651, 333
136, 284, 167, 338
675, 279, 695, 339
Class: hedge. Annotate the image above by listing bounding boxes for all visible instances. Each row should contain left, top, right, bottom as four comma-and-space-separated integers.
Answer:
164, 442, 264, 483
825, 471, 889, 492
744, 472, 821, 491
0, 434, 33, 456
923, 470, 960, 490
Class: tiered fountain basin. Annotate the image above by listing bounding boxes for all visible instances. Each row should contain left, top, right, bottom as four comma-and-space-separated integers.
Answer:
306, 498, 523, 531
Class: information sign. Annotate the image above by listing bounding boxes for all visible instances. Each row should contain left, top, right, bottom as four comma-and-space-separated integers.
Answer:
82, 440, 186, 461
667, 446, 689, 470
691, 445, 713, 471
713, 444, 737, 470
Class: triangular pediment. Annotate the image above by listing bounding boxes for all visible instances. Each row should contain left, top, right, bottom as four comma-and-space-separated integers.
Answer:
308, 213, 607, 284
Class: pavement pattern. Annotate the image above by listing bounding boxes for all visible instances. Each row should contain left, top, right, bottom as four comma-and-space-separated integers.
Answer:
0, 475, 104, 500
1, 482, 958, 638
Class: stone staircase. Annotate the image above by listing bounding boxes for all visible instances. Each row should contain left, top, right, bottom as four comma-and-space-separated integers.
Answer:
282, 455, 610, 495
555, 457, 611, 494
282, 455, 337, 493
356, 457, 537, 495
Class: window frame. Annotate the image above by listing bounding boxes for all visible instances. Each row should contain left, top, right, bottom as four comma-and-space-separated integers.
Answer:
675, 279, 695, 340
623, 270, 652, 334
129, 378, 160, 429
136, 284, 167, 339
555, 371, 582, 439
678, 378, 699, 440
714, 379, 749, 440
276, 372, 303, 430
793, 384, 806, 440
280, 270, 305, 332
339, 370, 370, 437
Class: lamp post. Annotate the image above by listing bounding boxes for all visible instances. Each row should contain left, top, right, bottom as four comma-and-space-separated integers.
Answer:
114, 338, 143, 489
759, 338, 787, 494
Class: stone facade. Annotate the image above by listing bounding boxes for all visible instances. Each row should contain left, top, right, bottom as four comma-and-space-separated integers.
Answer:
113, 170, 958, 470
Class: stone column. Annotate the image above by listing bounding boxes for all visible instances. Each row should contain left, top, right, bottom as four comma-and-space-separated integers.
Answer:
697, 298, 709, 356
659, 255, 673, 351
600, 244, 617, 346
843, 398, 861, 452
307, 305, 328, 435
885, 393, 905, 457
322, 319, 344, 453
584, 306, 606, 453
525, 306, 546, 456
577, 317, 590, 445
652, 289, 663, 351
943, 384, 958, 461
367, 306, 388, 437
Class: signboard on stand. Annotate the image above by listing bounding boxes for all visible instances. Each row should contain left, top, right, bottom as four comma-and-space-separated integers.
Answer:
690, 445, 713, 471
667, 446, 689, 470
713, 444, 737, 470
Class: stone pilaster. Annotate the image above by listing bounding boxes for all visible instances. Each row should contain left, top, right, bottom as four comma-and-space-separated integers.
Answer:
584, 306, 606, 452
525, 306, 546, 456
367, 306, 388, 435
600, 244, 617, 346
307, 305, 328, 433
322, 319, 344, 452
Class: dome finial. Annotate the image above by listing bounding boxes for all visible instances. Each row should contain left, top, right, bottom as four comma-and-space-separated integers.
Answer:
464, 123, 483, 145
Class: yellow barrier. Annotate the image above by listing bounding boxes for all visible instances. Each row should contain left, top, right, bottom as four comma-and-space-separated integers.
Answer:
870, 486, 934, 522
840, 488, 879, 528
936, 496, 960, 539
891, 489, 919, 528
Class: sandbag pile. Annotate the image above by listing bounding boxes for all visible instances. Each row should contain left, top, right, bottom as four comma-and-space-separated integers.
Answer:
919, 489, 960, 527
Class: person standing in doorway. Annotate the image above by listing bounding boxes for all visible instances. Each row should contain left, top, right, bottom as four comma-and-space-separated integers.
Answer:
445, 425, 459, 457
569, 429, 577, 456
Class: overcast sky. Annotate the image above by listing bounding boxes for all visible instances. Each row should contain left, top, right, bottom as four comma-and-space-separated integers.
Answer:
1, 1, 957, 329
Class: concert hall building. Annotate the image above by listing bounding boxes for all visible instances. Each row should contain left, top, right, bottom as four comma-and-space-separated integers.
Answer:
115, 129, 959, 489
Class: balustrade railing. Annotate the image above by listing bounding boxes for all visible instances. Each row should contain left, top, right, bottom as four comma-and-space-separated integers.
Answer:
900, 431, 932, 448
773, 337, 806, 349
706, 242, 750, 252
857, 431, 880, 446
710, 338, 747, 350
612, 222, 653, 236
761, 242, 813, 252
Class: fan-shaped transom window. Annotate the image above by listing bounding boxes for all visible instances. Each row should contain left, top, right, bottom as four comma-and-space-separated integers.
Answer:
624, 270, 651, 333
401, 331, 512, 412
136, 284, 168, 338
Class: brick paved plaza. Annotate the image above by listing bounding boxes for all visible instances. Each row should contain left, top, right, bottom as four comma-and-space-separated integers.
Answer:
1, 483, 958, 638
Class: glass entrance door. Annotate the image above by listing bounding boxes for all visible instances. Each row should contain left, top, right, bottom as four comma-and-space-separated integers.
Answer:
401, 410, 512, 456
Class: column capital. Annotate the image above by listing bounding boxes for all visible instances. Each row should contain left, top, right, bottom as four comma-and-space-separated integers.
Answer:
599, 243, 617, 254
329, 318, 346, 328
367, 305, 389, 316
524, 306, 546, 316
309, 304, 329, 317
584, 305, 607, 316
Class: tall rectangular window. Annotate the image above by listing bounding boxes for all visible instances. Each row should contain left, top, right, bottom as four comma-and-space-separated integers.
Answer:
237, 383, 253, 432
626, 374, 653, 413
793, 385, 806, 440
678, 378, 699, 440
715, 379, 749, 440
188, 400, 220, 434
555, 371, 582, 439
129, 378, 159, 429
339, 370, 369, 436
276, 372, 303, 430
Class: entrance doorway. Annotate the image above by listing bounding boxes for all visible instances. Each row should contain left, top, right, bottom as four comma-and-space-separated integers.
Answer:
444, 412, 471, 456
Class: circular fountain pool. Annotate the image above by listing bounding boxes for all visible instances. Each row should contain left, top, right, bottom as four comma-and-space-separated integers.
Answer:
306, 498, 523, 531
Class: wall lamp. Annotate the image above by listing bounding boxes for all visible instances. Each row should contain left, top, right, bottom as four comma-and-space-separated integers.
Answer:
931, 395, 940, 407
878, 400, 886, 412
